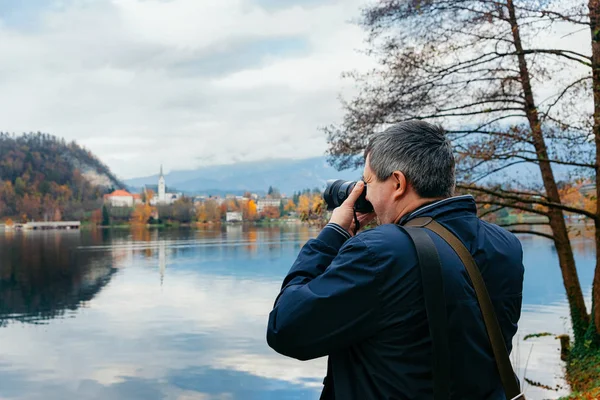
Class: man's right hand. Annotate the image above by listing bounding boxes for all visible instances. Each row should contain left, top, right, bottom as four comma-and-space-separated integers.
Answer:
329, 181, 376, 236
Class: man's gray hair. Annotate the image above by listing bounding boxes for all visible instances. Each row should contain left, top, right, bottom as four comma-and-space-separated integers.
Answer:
364, 121, 455, 198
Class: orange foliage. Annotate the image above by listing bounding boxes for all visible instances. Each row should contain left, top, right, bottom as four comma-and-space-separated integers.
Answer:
226, 199, 240, 212
131, 203, 154, 224
296, 194, 325, 221
261, 206, 280, 219
196, 199, 221, 223
284, 199, 296, 213
296, 195, 311, 218
196, 204, 208, 223
311, 194, 325, 214
242, 199, 258, 221
558, 181, 596, 216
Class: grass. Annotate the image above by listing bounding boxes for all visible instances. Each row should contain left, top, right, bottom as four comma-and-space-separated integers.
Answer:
559, 349, 600, 399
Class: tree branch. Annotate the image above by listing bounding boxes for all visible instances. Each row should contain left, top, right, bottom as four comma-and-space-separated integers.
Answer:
470, 198, 549, 216
540, 76, 592, 120
458, 184, 597, 219
468, 161, 529, 183
513, 5, 590, 26
416, 107, 526, 120
495, 154, 596, 169
478, 205, 505, 218
515, 49, 592, 67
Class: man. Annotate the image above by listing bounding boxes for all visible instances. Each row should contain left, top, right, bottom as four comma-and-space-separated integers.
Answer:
266, 121, 524, 399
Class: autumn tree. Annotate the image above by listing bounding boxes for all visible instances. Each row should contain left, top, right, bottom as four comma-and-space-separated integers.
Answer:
131, 203, 153, 225
311, 194, 325, 216
206, 199, 222, 222
284, 199, 296, 214
557, 181, 596, 222
90, 209, 102, 225
219, 202, 228, 217
242, 199, 258, 221
261, 206, 281, 220
296, 194, 326, 222
17, 194, 41, 222
196, 204, 208, 223
196, 199, 223, 223
325, 0, 600, 346
296, 194, 311, 221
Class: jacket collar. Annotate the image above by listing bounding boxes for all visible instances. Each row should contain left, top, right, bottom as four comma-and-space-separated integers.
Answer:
397, 195, 477, 225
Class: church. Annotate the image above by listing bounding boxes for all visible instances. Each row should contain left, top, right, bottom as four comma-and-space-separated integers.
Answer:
144, 165, 181, 205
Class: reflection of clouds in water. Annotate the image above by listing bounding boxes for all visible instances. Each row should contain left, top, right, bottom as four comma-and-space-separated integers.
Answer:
0, 234, 324, 399
0, 228, 584, 399
0, 260, 566, 398
515, 303, 571, 398
213, 353, 324, 388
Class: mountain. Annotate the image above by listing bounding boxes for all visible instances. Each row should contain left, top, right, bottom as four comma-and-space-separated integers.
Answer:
125, 157, 362, 196
0, 132, 124, 220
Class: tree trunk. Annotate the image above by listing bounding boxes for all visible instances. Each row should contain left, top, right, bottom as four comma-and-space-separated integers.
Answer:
506, 0, 590, 341
589, 0, 600, 338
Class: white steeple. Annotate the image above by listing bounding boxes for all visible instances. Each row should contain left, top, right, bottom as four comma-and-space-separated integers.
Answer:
158, 164, 166, 203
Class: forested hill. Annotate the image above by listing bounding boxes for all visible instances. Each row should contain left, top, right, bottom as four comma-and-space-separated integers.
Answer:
0, 132, 124, 221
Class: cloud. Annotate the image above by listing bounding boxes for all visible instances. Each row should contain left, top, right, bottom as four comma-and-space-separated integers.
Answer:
0, 0, 373, 179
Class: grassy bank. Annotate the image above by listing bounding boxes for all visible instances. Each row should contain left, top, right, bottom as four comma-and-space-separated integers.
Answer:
560, 349, 600, 399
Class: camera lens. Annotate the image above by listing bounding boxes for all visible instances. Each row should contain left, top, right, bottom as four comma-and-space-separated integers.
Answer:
323, 179, 373, 213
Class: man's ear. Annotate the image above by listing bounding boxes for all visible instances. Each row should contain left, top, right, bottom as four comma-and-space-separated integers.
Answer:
392, 171, 407, 200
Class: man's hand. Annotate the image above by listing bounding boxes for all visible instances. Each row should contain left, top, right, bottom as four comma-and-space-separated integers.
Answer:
329, 181, 376, 236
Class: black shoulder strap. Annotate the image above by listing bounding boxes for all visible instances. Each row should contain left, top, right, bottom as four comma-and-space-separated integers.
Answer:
402, 225, 451, 400
405, 217, 524, 400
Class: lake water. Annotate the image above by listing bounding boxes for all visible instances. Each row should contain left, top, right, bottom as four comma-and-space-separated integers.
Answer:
0, 225, 595, 400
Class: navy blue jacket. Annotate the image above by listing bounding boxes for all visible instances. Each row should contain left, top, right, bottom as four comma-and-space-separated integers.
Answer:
267, 195, 524, 399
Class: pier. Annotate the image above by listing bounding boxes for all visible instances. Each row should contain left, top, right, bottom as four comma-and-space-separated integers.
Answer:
9, 221, 81, 230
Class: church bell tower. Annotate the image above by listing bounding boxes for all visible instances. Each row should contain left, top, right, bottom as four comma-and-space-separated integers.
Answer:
158, 164, 166, 203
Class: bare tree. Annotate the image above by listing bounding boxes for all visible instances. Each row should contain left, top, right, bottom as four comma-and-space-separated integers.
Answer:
325, 0, 599, 344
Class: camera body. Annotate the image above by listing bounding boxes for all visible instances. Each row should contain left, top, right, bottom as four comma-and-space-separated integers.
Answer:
323, 179, 374, 213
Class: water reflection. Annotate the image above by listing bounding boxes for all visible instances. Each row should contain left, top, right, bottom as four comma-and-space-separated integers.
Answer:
0, 226, 593, 399
0, 225, 324, 400
0, 231, 116, 326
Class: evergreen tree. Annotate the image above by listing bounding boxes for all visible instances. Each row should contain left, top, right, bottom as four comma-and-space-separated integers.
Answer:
101, 204, 110, 226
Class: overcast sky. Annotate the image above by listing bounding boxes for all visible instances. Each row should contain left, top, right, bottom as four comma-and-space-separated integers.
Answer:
0, 0, 373, 179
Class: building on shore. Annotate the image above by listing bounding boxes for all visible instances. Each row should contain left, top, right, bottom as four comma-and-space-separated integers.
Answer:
226, 211, 243, 222
104, 190, 142, 207
257, 198, 281, 213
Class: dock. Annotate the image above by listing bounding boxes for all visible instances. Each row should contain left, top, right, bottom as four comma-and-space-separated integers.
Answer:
9, 221, 81, 230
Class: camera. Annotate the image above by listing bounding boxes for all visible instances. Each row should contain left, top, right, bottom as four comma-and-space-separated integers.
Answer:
323, 179, 374, 213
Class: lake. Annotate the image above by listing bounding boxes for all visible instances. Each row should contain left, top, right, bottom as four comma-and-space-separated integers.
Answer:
0, 225, 595, 400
